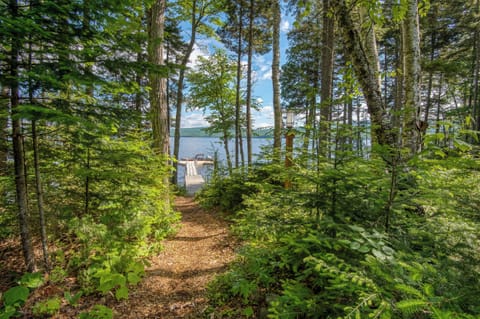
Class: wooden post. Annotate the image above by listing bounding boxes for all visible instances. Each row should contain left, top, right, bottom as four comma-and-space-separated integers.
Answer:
284, 130, 294, 189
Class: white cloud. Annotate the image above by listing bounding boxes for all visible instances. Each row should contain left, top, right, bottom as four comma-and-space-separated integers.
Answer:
182, 112, 208, 128
260, 105, 273, 116
260, 70, 272, 80
281, 20, 290, 33
187, 44, 208, 68
253, 122, 272, 129
252, 55, 272, 82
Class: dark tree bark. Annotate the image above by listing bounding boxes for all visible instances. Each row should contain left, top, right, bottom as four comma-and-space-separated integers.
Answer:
148, 0, 169, 158
9, 0, 36, 272
32, 121, 49, 269
319, 0, 335, 157
0, 87, 8, 176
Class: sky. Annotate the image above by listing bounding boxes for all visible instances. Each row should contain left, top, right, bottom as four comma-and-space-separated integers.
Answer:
181, 16, 292, 129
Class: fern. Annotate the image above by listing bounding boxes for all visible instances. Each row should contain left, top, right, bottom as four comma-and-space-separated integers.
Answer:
396, 299, 428, 316
394, 283, 424, 298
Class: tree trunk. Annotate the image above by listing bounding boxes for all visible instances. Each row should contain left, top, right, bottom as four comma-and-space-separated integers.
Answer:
235, 3, 244, 168
246, 0, 254, 166
135, 51, 144, 128
0, 86, 8, 176
319, 0, 335, 157
472, 0, 480, 132
173, 0, 201, 184
335, 0, 397, 153
32, 121, 49, 270
272, 0, 282, 160
10, 0, 35, 272
148, 0, 169, 158
424, 4, 438, 126
401, 0, 422, 154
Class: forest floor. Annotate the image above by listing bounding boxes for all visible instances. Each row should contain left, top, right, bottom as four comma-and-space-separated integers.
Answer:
0, 196, 237, 318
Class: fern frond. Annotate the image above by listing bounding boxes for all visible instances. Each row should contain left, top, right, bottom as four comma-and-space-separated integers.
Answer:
396, 299, 428, 316
394, 283, 424, 298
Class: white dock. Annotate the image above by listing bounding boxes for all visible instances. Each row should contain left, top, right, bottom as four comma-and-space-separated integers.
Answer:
178, 159, 214, 195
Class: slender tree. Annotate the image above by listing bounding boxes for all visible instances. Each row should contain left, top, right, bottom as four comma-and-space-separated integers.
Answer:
401, 0, 422, 153
335, 0, 397, 151
171, 0, 223, 184
319, 0, 335, 157
187, 50, 237, 172
272, 0, 282, 159
8, 0, 36, 272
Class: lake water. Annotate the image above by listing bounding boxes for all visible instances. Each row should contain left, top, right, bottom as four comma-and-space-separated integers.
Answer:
170, 136, 273, 184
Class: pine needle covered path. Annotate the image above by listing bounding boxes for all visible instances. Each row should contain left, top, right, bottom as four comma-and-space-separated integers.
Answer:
111, 196, 236, 318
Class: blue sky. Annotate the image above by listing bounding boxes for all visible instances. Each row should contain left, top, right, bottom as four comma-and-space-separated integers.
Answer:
181, 16, 292, 129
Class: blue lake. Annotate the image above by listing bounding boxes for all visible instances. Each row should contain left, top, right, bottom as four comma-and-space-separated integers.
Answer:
170, 136, 273, 184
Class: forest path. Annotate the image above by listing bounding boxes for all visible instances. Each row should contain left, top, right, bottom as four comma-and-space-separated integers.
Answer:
111, 196, 236, 318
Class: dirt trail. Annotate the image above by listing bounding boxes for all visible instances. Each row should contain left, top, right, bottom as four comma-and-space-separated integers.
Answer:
0, 197, 235, 318
111, 196, 236, 318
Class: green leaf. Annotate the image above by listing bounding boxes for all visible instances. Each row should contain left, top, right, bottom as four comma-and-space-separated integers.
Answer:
358, 245, 370, 253
18, 272, 44, 288
79, 305, 113, 319
243, 306, 254, 317
0, 305, 17, 319
350, 241, 361, 250
127, 272, 142, 285
64, 291, 83, 306
372, 249, 386, 260
3, 286, 29, 306
115, 286, 128, 300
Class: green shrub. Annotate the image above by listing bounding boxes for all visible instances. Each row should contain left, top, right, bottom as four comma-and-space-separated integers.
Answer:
32, 297, 61, 316
79, 305, 113, 319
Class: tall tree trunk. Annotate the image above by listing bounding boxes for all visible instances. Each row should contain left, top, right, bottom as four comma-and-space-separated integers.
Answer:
135, 51, 144, 128
0, 86, 8, 176
235, 3, 244, 168
148, 0, 170, 160
32, 121, 49, 270
173, 0, 199, 184
319, 0, 335, 157
246, 0, 254, 166
424, 4, 438, 126
335, 0, 397, 153
272, 0, 282, 160
402, 0, 422, 154
9, 0, 36, 272
472, 0, 480, 132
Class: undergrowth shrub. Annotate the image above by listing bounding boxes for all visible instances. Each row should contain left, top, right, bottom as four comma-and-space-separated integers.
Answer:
197, 164, 284, 213
207, 152, 480, 318
58, 137, 180, 298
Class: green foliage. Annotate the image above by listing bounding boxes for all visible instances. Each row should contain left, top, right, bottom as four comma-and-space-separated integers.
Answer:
32, 297, 61, 316
1, 286, 29, 308
0, 286, 29, 319
18, 272, 44, 289
198, 171, 258, 212
64, 291, 82, 306
206, 151, 480, 318
79, 305, 113, 319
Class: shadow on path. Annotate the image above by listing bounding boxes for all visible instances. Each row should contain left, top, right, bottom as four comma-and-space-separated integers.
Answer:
109, 196, 237, 318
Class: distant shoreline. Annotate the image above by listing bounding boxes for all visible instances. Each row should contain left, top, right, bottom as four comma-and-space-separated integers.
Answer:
170, 127, 274, 138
